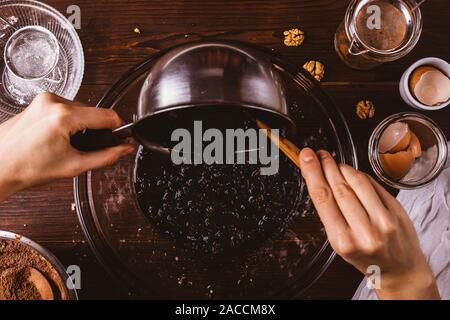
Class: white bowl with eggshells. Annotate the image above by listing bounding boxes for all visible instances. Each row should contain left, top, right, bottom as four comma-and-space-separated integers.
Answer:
400, 57, 450, 110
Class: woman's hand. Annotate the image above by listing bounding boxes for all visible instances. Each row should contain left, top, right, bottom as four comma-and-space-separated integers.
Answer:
299, 148, 440, 300
0, 93, 134, 202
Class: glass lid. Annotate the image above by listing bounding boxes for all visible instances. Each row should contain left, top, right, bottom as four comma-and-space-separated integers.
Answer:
74, 41, 357, 299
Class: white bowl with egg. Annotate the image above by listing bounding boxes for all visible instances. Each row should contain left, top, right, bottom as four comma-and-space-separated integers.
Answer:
400, 57, 450, 110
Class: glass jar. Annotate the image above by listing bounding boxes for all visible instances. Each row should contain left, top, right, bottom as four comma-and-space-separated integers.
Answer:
334, 0, 423, 70
369, 113, 448, 189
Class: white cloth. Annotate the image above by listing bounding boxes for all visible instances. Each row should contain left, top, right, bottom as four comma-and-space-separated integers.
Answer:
353, 143, 450, 300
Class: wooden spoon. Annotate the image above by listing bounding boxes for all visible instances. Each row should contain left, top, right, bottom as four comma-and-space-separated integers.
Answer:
27, 267, 54, 300
255, 119, 301, 169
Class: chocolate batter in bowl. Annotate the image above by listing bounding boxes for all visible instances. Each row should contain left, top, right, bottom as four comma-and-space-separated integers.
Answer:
133, 128, 301, 256
74, 41, 357, 299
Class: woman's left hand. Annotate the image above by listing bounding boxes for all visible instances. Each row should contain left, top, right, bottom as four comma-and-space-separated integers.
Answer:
0, 93, 134, 202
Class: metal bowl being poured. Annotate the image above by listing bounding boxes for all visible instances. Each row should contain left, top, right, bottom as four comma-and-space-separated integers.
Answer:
71, 41, 294, 153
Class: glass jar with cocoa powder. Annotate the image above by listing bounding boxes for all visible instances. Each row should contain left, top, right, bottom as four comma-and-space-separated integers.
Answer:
335, 0, 423, 70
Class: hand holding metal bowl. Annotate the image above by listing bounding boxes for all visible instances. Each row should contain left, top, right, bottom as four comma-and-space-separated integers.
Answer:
71, 41, 295, 153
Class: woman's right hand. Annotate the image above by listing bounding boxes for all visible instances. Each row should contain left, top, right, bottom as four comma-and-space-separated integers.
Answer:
298, 148, 440, 300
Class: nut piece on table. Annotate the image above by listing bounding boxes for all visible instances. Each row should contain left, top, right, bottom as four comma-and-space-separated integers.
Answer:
356, 100, 376, 120
283, 28, 305, 47
303, 60, 325, 81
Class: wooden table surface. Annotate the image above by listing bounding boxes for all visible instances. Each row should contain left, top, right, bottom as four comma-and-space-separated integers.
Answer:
1, 0, 450, 299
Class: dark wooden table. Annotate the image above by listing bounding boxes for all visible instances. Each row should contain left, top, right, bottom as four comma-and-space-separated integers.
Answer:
1, 0, 449, 299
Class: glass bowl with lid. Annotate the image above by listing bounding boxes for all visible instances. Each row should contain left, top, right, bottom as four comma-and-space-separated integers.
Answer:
334, 0, 423, 70
74, 41, 357, 299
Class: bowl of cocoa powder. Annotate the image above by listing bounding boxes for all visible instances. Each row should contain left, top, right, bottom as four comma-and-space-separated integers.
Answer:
0, 231, 78, 300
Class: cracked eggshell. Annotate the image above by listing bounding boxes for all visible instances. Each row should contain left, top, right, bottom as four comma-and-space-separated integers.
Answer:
409, 66, 436, 93
379, 150, 414, 180
410, 66, 450, 106
408, 131, 422, 158
379, 122, 411, 154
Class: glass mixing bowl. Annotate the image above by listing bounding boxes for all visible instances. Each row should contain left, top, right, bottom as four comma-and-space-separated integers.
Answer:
74, 43, 357, 299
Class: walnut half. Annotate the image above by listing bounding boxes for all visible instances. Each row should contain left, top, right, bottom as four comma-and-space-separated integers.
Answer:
303, 60, 325, 82
356, 100, 376, 120
283, 28, 305, 47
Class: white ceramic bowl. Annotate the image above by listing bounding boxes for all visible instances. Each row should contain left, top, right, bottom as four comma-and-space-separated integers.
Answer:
400, 57, 450, 111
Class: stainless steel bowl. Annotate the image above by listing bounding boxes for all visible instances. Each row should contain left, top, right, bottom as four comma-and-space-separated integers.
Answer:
72, 41, 293, 152
137, 41, 290, 124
